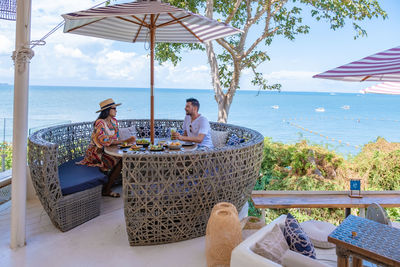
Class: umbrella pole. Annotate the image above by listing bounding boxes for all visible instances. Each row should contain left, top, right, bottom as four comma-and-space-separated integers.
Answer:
150, 15, 155, 145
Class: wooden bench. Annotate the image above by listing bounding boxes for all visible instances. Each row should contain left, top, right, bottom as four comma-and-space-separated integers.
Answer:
251, 190, 400, 218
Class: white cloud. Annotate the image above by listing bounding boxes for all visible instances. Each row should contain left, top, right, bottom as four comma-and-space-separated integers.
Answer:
154, 62, 211, 89
263, 70, 318, 81
0, 35, 13, 55
95, 50, 147, 80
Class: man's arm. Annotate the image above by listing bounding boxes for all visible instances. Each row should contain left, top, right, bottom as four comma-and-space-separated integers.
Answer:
178, 133, 205, 143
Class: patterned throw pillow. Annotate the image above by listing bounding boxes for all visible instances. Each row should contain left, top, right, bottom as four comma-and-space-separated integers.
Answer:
251, 224, 289, 264
227, 133, 241, 146
283, 213, 316, 259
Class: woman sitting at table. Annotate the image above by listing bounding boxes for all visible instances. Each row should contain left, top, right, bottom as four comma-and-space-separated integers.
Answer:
78, 98, 136, 198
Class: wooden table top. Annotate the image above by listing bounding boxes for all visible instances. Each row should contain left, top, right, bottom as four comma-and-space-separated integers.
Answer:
328, 215, 400, 266
104, 140, 198, 158
251, 190, 400, 209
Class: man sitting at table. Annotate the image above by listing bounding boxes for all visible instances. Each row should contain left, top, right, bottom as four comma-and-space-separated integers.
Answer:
172, 98, 214, 148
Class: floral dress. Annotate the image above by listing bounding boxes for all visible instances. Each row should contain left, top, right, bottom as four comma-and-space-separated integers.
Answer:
77, 118, 120, 172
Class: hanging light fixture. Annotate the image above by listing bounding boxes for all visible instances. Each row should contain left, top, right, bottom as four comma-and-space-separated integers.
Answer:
0, 0, 16, 21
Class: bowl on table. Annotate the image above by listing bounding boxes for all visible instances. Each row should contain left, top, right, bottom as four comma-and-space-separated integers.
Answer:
136, 139, 150, 148
168, 141, 182, 150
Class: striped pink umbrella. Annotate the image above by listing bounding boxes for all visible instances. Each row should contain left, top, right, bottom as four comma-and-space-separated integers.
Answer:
313, 46, 400, 82
360, 82, 400, 95
62, 0, 241, 144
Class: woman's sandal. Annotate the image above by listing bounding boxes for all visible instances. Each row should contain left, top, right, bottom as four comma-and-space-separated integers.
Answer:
102, 191, 120, 198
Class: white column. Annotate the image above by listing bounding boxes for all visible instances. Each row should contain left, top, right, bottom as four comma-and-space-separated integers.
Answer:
10, 0, 33, 249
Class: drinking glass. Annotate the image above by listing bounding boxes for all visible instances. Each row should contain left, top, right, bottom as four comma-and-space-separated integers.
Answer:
170, 128, 176, 140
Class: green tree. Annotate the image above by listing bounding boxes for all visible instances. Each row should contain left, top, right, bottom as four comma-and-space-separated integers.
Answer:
156, 0, 386, 122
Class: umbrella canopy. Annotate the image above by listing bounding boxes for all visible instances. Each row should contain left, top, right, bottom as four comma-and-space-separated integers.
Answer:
62, 0, 241, 144
313, 46, 400, 82
360, 82, 400, 95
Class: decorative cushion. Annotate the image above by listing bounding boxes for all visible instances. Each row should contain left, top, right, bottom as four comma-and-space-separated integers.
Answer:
283, 213, 316, 259
119, 126, 136, 140
281, 250, 330, 267
227, 133, 241, 146
58, 157, 108, 196
300, 220, 336, 249
210, 130, 229, 148
251, 224, 289, 264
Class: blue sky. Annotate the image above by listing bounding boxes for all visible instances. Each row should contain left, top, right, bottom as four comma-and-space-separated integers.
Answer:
0, 0, 399, 92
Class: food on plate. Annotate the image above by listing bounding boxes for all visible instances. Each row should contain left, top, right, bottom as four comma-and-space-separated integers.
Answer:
136, 139, 150, 144
150, 145, 163, 151
129, 145, 141, 151
169, 141, 181, 146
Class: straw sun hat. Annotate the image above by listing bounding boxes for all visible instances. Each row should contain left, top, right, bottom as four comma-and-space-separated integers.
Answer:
96, 98, 121, 113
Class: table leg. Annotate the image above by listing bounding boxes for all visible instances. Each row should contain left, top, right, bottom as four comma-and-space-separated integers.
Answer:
352, 256, 362, 267
337, 255, 349, 267
336, 247, 349, 267
345, 208, 351, 218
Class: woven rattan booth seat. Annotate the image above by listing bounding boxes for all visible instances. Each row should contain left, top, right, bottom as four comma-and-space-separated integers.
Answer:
28, 121, 105, 232
119, 119, 264, 246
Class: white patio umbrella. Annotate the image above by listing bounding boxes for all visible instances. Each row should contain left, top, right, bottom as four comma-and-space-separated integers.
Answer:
313, 45, 400, 82
62, 0, 241, 144
360, 82, 400, 95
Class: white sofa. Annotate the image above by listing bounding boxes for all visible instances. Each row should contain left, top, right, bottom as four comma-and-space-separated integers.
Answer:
231, 215, 337, 267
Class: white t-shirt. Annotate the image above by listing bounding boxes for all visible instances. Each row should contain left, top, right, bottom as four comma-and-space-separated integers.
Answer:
183, 115, 214, 148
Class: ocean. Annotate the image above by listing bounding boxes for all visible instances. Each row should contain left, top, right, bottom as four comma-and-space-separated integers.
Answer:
1, 84, 400, 157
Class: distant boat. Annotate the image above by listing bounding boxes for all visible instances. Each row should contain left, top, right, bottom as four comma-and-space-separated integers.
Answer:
315, 107, 325, 112
341, 105, 350, 110
330, 93, 336, 96
271, 105, 279, 109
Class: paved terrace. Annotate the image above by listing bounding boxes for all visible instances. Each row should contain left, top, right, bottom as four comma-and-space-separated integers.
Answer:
0, 186, 206, 267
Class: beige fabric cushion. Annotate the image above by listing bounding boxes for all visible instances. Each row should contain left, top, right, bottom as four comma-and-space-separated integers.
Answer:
251, 224, 289, 264
282, 250, 330, 267
210, 130, 229, 148
300, 220, 336, 249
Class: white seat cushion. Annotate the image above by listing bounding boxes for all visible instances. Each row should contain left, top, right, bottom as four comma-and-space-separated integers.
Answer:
392, 221, 400, 229
300, 220, 336, 249
282, 250, 330, 267
210, 130, 229, 148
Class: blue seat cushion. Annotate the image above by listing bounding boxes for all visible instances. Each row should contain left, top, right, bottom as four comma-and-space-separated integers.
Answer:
58, 157, 108, 196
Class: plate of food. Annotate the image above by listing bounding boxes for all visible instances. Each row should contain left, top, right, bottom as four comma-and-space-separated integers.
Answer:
168, 141, 182, 150
136, 139, 150, 147
181, 141, 194, 146
149, 144, 164, 151
158, 140, 168, 147
118, 142, 133, 149
129, 144, 143, 151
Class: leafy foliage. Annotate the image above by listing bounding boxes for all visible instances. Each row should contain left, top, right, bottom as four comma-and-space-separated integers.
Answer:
0, 142, 12, 171
250, 137, 400, 225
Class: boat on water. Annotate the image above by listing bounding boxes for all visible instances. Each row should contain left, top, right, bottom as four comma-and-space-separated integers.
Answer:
341, 105, 350, 110
271, 105, 279, 109
315, 107, 325, 112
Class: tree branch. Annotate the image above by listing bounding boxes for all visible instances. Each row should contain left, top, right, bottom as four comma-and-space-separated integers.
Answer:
225, 0, 243, 24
